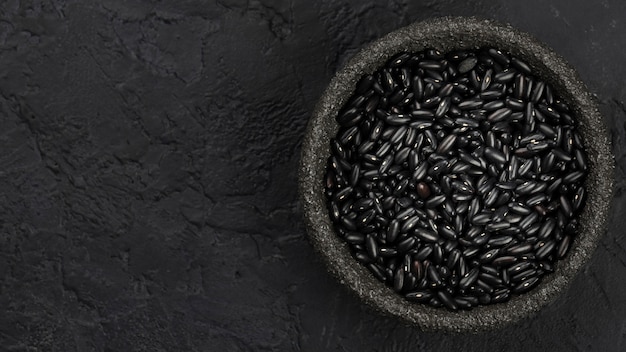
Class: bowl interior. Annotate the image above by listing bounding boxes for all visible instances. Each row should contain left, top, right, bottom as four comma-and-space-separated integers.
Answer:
299, 17, 613, 332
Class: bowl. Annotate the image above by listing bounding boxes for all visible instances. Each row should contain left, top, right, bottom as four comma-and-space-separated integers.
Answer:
299, 16, 614, 332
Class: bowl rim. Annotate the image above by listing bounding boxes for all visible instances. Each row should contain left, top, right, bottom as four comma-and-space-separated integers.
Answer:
299, 16, 614, 332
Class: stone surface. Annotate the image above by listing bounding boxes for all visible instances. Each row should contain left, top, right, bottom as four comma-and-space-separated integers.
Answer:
0, 0, 624, 350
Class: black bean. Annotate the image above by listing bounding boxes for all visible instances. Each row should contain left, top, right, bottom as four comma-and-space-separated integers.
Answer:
481, 69, 493, 91
491, 121, 512, 133
460, 151, 482, 169
511, 264, 537, 280
492, 255, 517, 266
480, 271, 503, 287
365, 234, 379, 259
459, 268, 480, 289
367, 263, 388, 282
487, 235, 514, 247
439, 223, 457, 240
438, 83, 454, 98
390, 52, 412, 68
458, 57, 478, 73
413, 182, 431, 199
413, 162, 429, 181
539, 151, 556, 171
334, 186, 354, 203
401, 215, 420, 233
415, 247, 433, 262
458, 97, 483, 110
435, 97, 452, 118
482, 101, 503, 113
477, 293, 491, 305
427, 297, 443, 308
345, 233, 365, 245
508, 202, 531, 215
487, 107, 513, 122
515, 181, 537, 195
475, 279, 494, 294
437, 134, 457, 154
506, 243, 533, 257
480, 248, 500, 263
537, 104, 560, 120
405, 291, 432, 302
512, 276, 540, 294
484, 146, 507, 165
386, 219, 400, 243
445, 249, 461, 270
409, 75, 424, 100
381, 69, 397, 92
485, 222, 512, 233
490, 288, 510, 303
473, 232, 491, 247
451, 181, 474, 195
556, 235, 572, 259
484, 188, 500, 208
508, 261, 534, 275
463, 246, 482, 259
480, 89, 504, 100
511, 57, 531, 74
488, 48, 510, 65
465, 227, 481, 243
513, 74, 526, 99
397, 236, 417, 253
573, 186, 586, 211
538, 218, 556, 240
563, 170, 585, 184
471, 212, 491, 226
379, 247, 398, 258
526, 222, 541, 237
415, 228, 439, 243
422, 96, 441, 109
425, 194, 446, 208
390, 126, 409, 145
574, 148, 587, 170
395, 207, 415, 222
530, 81, 545, 103
558, 194, 573, 217
535, 240, 556, 259
517, 159, 533, 177
393, 267, 405, 292
454, 297, 475, 309
526, 193, 548, 207
469, 69, 482, 89
357, 208, 376, 226
495, 70, 517, 83
352, 198, 374, 212
355, 251, 374, 264
427, 264, 443, 285
538, 260, 554, 274
437, 290, 458, 310
419, 59, 444, 70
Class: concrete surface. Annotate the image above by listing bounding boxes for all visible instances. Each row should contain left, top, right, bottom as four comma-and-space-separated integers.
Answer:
0, 0, 625, 351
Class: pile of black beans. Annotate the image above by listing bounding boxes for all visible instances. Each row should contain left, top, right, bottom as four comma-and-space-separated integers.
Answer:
325, 47, 588, 310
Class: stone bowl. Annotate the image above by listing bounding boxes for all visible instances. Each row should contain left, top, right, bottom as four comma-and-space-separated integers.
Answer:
298, 17, 614, 332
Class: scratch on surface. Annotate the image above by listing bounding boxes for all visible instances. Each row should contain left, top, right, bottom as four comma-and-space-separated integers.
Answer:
550, 5, 571, 27
588, 269, 613, 309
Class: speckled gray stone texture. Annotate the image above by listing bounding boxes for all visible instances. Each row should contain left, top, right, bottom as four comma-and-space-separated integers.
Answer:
300, 17, 614, 332
0, 0, 625, 351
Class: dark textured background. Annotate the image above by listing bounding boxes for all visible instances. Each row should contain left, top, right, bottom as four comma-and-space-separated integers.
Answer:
0, 1, 625, 351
